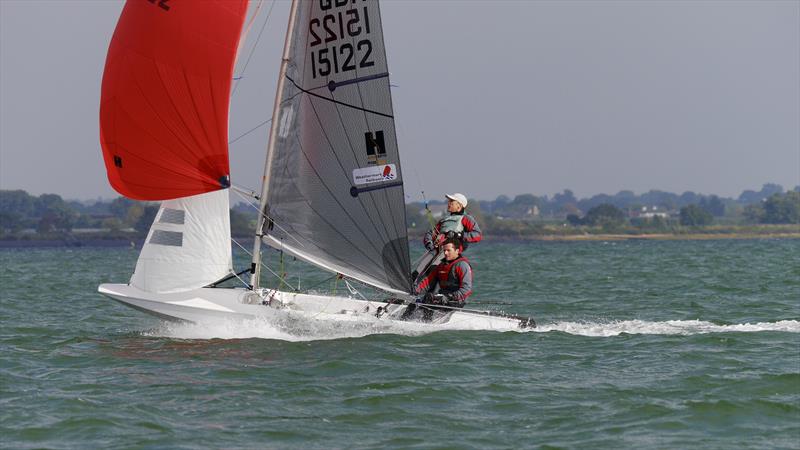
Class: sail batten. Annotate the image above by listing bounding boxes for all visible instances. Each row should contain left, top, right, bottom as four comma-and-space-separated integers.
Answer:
262, 0, 411, 294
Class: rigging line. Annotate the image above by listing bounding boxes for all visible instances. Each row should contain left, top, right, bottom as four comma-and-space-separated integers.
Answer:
341, 276, 395, 301
344, 279, 370, 302
231, 184, 259, 199
230, 188, 305, 248
242, 0, 264, 40
231, 236, 253, 257
209, 268, 253, 288
227, 90, 302, 146
229, 118, 272, 145
232, 90, 300, 149
257, 240, 297, 293
297, 273, 339, 294
231, 0, 276, 97
259, 255, 299, 293
414, 169, 437, 229
285, 75, 394, 119
231, 270, 251, 289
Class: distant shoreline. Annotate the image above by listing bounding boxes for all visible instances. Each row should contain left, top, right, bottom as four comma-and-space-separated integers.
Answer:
0, 238, 141, 248
483, 232, 800, 242
1, 231, 797, 248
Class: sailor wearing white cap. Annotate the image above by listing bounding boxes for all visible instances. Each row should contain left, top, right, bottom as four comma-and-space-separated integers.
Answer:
445, 193, 468, 209
423, 192, 482, 251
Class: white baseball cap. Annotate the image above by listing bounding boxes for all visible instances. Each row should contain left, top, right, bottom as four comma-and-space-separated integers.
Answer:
445, 193, 468, 208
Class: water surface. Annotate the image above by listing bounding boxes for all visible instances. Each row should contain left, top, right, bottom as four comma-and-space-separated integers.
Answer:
1, 239, 798, 449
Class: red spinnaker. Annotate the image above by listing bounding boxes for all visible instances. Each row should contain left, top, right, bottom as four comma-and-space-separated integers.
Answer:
99, 0, 248, 200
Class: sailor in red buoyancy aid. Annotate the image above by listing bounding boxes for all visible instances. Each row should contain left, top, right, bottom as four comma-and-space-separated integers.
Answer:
414, 238, 473, 308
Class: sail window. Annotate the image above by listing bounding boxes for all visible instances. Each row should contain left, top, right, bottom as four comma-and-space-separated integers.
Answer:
278, 106, 294, 138
159, 208, 185, 225
365, 131, 386, 165
149, 230, 183, 247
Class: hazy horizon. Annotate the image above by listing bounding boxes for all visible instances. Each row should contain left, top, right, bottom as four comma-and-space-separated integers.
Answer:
3, 181, 795, 205
1, 1, 798, 202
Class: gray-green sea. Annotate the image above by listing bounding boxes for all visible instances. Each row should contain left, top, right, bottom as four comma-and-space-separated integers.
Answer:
1, 239, 799, 449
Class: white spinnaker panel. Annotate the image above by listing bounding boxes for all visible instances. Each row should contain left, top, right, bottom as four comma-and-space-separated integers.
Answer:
131, 189, 232, 294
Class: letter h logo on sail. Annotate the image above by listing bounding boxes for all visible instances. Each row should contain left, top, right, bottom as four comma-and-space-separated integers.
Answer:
364, 131, 386, 165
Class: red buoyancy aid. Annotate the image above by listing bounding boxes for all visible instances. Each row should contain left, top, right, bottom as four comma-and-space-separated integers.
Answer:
435, 255, 470, 291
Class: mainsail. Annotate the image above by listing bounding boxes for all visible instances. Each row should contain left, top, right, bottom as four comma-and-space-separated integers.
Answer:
99, 0, 248, 293
99, 0, 248, 201
260, 0, 411, 295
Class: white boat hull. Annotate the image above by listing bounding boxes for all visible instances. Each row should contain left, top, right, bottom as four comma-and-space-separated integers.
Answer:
98, 284, 534, 331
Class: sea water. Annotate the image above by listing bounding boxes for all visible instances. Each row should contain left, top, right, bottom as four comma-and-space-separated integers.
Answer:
1, 239, 798, 449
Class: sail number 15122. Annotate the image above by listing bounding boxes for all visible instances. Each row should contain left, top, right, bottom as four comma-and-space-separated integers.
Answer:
309, 6, 375, 79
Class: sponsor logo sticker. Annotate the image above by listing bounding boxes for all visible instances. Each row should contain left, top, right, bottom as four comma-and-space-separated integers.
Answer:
353, 164, 396, 185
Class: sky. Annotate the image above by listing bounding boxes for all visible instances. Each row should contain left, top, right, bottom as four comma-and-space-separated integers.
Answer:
1, 0, 798, 202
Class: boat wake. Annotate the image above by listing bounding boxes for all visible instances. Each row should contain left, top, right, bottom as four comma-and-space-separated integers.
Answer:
142, 312, 800, 341
535, 319, 800, 337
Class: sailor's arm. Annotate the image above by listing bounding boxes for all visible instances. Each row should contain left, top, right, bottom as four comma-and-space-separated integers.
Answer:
460, 215, 482, 243
423, 222, 443, 250
446, 261, 473, 303
414, 270, 438, 295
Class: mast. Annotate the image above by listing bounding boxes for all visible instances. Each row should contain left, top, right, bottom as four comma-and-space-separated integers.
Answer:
250, 0, 300, 290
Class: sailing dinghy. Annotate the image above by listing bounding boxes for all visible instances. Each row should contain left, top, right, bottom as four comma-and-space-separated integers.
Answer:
97, 0, 535, 331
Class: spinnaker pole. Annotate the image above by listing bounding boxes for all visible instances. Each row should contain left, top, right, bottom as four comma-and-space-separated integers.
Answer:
250, 0, 299, 290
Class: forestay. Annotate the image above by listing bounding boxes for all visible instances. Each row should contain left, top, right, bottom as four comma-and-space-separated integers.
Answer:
262, 0, 411, 295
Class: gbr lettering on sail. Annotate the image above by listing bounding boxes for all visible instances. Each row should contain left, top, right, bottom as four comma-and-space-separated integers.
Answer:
309, 0, 376, 79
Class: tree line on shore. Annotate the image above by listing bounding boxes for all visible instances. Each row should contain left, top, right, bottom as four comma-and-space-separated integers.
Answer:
0, 192, 258, 239
409, 183, 798, 235
1, 183, 798, 240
